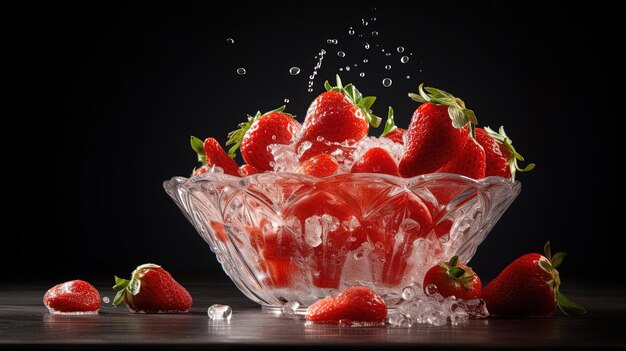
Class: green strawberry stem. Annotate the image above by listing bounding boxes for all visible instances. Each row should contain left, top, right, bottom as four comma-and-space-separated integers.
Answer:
408, 83, 478, 130
440, 255, 474, 288
484, 126, 535, 181
225, 105, 293, 159
380, 106, 397, 137
539, 241, 587, 316
324, 74, 381, 128
112, 263, 161, 306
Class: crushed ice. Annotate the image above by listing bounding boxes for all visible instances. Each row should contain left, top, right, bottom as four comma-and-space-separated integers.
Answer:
207, 304, 232, 320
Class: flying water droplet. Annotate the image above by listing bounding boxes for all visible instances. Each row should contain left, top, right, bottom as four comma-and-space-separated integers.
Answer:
359, 72, 365, 77
284, 98, 289, 103
236, 68, 246, 75
226, 38, 234, 44
308, 88, 313, 92
339, 67, 344, 71
326, 39, 338, 44
371, 31, 378, 36
208, 304, 232, 320
382, 78, 392, 87
381, 49, 385, 52
406, 75, 411, 79
385, 64, 392, 70
397, 46, 405, 53
337, 51, 345, 57
363, 42, 370, 50
348, 28, 355, 35
345, 66, 350, 71
362, 19, 368, 26
289, 67, 301, 75
363, 59, 369, 63
354, 63, 358, 67
401, 56, 409, 63
386, 52, 391, 56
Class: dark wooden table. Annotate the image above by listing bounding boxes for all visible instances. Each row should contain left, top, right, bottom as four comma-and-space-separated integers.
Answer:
1, 281, 625, 350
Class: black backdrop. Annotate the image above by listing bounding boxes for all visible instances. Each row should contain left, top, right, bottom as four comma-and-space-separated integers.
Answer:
12, 1, 621, 285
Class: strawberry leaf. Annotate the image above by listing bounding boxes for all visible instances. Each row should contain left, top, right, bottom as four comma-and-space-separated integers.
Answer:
408, 92, 426, 103
190, 136, 206, 165
551, 252, 566, 268
113, 290, 126, 306
484, 126, 535, 180
329, 75, 381, 128
380, 106, 397, 137
360, 96, 376, 109
449, 255, 459, 267
112, 276, 130, 306
556, 291, 587, 316
410, 83, 477, 130
448, 106, 468, 129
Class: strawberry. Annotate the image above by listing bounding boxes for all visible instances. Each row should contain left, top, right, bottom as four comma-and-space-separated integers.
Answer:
482, 242, 586, 317
399, 84, 477, 177
226, 106, 300, 171
475, 126, 535, 180
436, 137, 486, 179
296, 75, 381, 161
380, 106, 405, 144
299, 154, 339, 177
422, 256, 482, 299
305, 286, 387, 325
238, 163, 260, 177
43, 280, 100, 313
190, 136, 239, 176
113, 263, 192, 313
351, 147, 400, 176
363, 192, 433, 286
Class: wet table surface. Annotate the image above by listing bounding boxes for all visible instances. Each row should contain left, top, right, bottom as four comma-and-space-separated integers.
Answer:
1, 281, 625, 350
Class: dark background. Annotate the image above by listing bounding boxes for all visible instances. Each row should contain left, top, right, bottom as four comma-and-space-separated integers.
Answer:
11, 1, 621, 286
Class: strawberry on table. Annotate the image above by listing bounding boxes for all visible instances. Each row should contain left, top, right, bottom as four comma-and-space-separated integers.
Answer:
305, 286, 387, 325
482, 241, 586, 317
399, 84, 477, 177
422, 256, 482, 299
380, 106, 405, 144
351, 147, 400, 176
475, 126, 535, 180
295, 75, 381, 162
43, 280, 101, 313
226, 106, 300, 171
299, 154, 339, 178
191, 136, 239, 176
113, 263, 192, 313
436, 137, 486, 179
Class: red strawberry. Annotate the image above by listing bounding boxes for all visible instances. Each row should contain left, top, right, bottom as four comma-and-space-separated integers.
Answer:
299, 154, 339, 178
226, 106, 300, 171
113, 263, 193, 313
190, 136, 239, 176
363, 192, 433, 286
475, 126, 535, 180
380, 106, 405, 144
296, 75, 381, 161
305, 286, 387, 325
238, 164, 260, 177
436, 137, 486, 179
422, 256, 482, 299
399, 84, 477, 177
43, 280, 100, 313
482, 242, 586, 317
351, 147, 400, 176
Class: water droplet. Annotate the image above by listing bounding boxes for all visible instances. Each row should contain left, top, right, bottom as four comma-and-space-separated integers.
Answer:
401, 56, 409, 63
272, 135, 277, 140
345, 66, 350, 71
363, 42, 370, 50
372, 17, 377, 21
284, 98, 289, 103
326, 39, 338, 44
309, 74, 315, 80
208, 304, 232, 320
226, 38, 234, 44
348, 28, 355, 35
321, 49, 326, 54
339, 67, 343, 71
102, 296, 110, 304
410, 52, 414, 56
382, 78, 392, 87
362, 19, 368, 26
402, 286, 417, 301
385, 64, 392, 70
386, 52, 391, 56
236, 68, 246, 75
381, 49, 385, 52
354, 63, 358, 67
337, 51, 345, 57
406, 75, 411, 79
308, 88, 313, 92
425, 284, 438, 296
363, 59, 369, 63
289, 67, 301, 75
397, 46, 405, 53
371, 31, 378, 36
359, 72, 365, 77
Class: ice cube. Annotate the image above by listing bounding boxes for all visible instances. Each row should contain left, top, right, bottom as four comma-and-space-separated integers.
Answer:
281, 301, 300, 316
304, 214, 339, 247
268, 143, 300, 172
401, 284, 419, 302
207, 304, 232, 320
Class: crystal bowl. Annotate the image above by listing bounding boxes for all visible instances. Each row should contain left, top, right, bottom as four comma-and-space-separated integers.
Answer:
163, 172, 520, 310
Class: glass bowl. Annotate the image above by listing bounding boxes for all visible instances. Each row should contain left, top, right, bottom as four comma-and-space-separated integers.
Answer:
163, 171, 520, 311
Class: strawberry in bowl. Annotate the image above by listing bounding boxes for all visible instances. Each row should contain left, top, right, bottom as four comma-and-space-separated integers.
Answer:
164, 76, 529, 310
